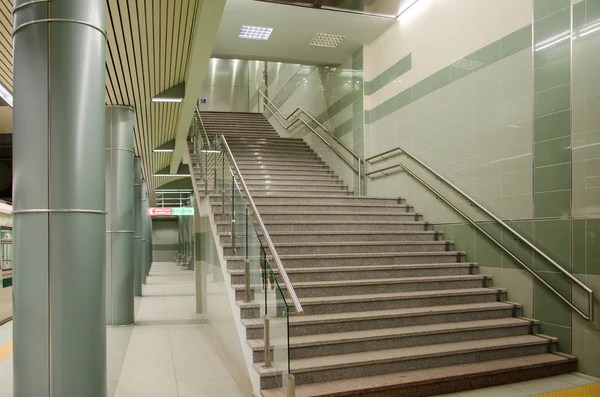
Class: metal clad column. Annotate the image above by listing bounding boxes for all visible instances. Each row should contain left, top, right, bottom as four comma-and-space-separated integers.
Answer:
133, 158, 142, 296
106, 106, 135, 326
141, 180, 148, 284
12, 0, 107, 396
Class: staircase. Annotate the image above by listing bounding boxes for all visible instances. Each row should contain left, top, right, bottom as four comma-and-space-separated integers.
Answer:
192, 111, 577, 397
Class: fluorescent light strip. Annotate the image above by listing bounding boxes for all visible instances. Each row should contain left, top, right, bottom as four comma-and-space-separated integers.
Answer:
153, 149, 174, 153
239, 25, 273, 40
200, 150, 221, 153
151, 97, 183, 103
0, 83, 12, 107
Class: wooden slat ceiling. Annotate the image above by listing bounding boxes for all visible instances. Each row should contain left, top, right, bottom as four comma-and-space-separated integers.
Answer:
0, 0, 199, 196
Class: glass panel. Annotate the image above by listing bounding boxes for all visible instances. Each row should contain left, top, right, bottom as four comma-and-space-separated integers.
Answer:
1, 229, 12, 271
268, 265, 290, 389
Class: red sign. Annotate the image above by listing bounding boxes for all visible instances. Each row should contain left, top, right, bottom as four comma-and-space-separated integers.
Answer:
147, 207, 172, 216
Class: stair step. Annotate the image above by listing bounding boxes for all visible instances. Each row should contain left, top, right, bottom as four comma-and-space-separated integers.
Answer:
242, 301, 521, 338
219, 230, 441, 244
229, 263, 477, 285
223, 241, 449, 256
256, 335, 557, 388
249, 317, 537, 361
260, 353, 576, 397
260, 220, 429, 232
257, 212, 421, 223
233, 275, 490, 300
245, 181, 345, 188
241, 175, 342, 182
253, 203, 412, 213
250, 194, 405, 205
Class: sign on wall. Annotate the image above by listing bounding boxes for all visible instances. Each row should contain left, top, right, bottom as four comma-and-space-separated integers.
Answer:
147, 207, 194, 216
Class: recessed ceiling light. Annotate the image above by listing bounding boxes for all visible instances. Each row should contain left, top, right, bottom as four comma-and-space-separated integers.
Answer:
309, 33, 346, 48
239, 25, 273, 40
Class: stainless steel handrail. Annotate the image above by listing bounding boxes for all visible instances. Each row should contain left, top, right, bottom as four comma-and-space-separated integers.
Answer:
195, 104, 211, 150
219, 134, 305, 316
366, 147, 594, 321
257, 91, 363, 195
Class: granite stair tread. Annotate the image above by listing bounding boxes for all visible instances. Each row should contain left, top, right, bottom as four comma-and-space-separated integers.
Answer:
248, 317, 536, 350
242, 302, 519, 328
228, 263, 476, 276
260, 353, 576, 397
255, 334, 555, 375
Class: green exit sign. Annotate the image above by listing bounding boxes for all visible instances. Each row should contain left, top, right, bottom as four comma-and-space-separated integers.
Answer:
172, 207, 194, 216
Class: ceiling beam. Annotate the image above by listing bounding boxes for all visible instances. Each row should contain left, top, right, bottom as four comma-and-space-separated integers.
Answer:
169, 0, 226, 173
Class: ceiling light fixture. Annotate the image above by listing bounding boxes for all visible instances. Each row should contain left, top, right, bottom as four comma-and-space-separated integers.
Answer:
0, 83, 13, 107
153, 149, 174, 153
151, 97, 182, 103
309, 33, 346, 48
239, 25, 273, 40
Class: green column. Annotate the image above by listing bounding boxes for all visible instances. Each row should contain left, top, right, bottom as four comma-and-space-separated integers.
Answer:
12, 0, 106, 396
134, 158, 143, 296
141, 180, 149, 283
105, 106, 135, 326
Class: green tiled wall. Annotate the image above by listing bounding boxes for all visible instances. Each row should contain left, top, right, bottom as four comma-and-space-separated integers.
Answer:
364, 54, 411, 96
364, 0, 600, 374
533, 0, 572, 219
365, 26, 532, 125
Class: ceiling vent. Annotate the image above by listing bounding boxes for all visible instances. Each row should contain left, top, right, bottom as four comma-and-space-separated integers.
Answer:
309, 33, 346, 48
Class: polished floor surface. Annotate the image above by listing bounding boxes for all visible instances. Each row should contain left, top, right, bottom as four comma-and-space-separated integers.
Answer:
0, 262, 244, 397
0, 262, 598, 397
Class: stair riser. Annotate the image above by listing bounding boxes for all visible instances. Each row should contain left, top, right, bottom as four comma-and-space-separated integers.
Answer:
230, 242, 449, 255
239, 291, 504, 318
225, 253, 463, 270
260, 214, 421, 223
238, 170, 335, 176
237, 161, 327, 167
235, 279, 487, 300
254, 205, 412, 213
231, 153, 321, 160
230, 149, 314, 155
220, 234, 439, 245
262, 223, 427, 233
242, 176, 341, 183
246, 181, 346, 189
230, 265, 474, 284
259, 341, 554, 389
253, 197, 405, 205
246, 306, 520, 340
299, 291, 506, 316
252, 322, 537, 363
248, 187, 349, 193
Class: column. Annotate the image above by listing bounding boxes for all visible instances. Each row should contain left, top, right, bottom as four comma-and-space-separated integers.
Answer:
141, 180, 149, 284
12, 0, 106, 396
106, 106, 135, 326
134, 158, 143, 296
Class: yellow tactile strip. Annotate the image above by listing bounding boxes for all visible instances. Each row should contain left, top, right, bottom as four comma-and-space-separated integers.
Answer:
535, 382, 600, 397
0, 340, 12, 362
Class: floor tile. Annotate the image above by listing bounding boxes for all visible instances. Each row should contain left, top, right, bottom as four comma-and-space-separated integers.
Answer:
508, 377, 577, 395
177, 377, 244, 397
114, 380, 178, 397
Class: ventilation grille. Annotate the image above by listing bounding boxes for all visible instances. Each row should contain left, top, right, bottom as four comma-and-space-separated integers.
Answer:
309, 33, 346, 48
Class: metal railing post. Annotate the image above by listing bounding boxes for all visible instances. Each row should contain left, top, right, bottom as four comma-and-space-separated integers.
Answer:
221, 191, 225, 215
244, 259, 251, 302
287, 374, 296, 397
231, 220, 236, 250
263, 316, 272, 368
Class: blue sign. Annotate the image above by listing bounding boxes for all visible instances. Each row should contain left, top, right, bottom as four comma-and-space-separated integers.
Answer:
200, 98, 207, 104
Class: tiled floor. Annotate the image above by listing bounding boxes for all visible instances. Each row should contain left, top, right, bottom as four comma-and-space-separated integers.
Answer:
0, 262, 598, 397
0, 262, 245, 397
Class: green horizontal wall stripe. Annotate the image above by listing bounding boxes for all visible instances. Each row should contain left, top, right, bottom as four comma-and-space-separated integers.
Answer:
153, 244, 180, 251
2, 278, 11, 288
366, 25, 533, 125
365, 54, 412, 96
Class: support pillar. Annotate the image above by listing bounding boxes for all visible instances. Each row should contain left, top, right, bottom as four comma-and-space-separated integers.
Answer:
134, 158, 143, 296
12, 0, 107, 395
141, 181, 149, 283
105, 106, 135, 326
